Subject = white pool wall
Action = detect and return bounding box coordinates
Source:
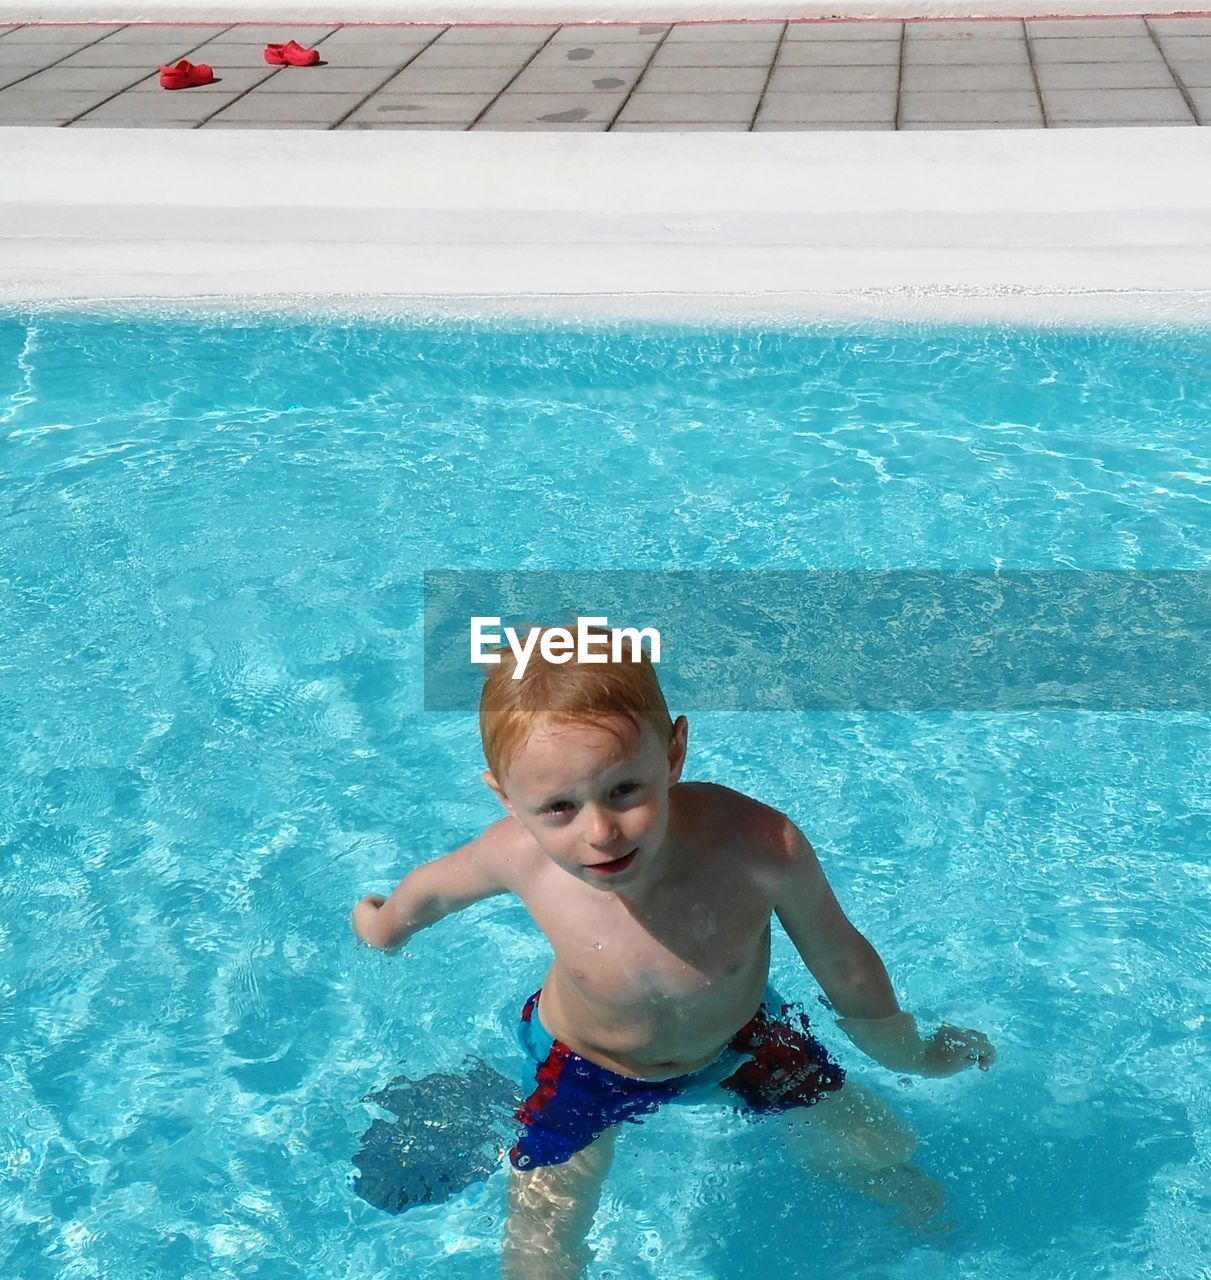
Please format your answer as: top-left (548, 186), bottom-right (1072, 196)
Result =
top-left (3, 126), bottom-right (1211, 324)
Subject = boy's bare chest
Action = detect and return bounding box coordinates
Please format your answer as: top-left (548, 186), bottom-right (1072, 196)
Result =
top-left (526, 869), bottom-right (773, 1001)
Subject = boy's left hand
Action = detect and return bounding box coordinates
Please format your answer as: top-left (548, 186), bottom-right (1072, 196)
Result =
top-left (920, 1024), bottom-right (996, 1077)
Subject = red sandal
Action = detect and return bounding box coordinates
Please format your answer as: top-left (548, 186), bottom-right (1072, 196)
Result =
top-left (263, 40), bottom-right (320, 66)
top-left (159, 59), bottom-right (215, 90)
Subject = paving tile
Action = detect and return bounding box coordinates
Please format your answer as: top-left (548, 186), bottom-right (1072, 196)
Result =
top-left (472, 118), bottom-right (608, 130)
top-left (0, 24), bottom-right (112, 43)
top-left (1048, 117), bottom-right (1195, 127)
top-left (767, 63), bottom-right (898, 92)
top-left (1041, 86), bottom-right (1194, 122)
top-left (325, 23), bottom-right (441, 40)
top-left (251, 65), bottom-right (389, 93)
top-left (56, 41), bottom-right (207, 67)
top-left (337, 119), bottom-right (472, 129)
top-left (548, 24), bottom-right (667, 44)
top-left (1183, 84), bottom-right (1211, 116)
top-left (901, 119), bottom-right (1044, 129)
top-left (902, 39), bottom-right (1030, 66)
top-left (69, 117), bottom-right (195, 127)
top-left (0, 87), bottom-right (111, 121)
top-left (13, 63), bottom-right (151, 92)
top-left (200, 24), bottom-right (338, 43)
top-left (0, 42), bottom-right (91, 67)
top-left (73, 88), bottom-right (241, 123)
top-left (615, 90), bottom-right (759, 122)
top-left (508, 64), bottom-right (642, 92)
top-left (756, 90), bottom-right (896, 122)
top-left (783, 21), bottom-right (901, 41)
top-left (206, 90), bottom-right (366, 122)
top-left (199, 119), bottom-right (327, 128)
top-left (778, 39), bottom-right (901, 66)
top-left (901, 62), bottom-right (1034, 91)
top-left (1151, 35), bottom-right (1211, 60)
top-left (528, 42), bottom-right (655, 70)
top-left (1148, 18), bottom-right (1211, 37)
top-left (1029, 37), bottom-right (1164, 64)
top-left (753, 119), bottom-right (891, 129)
top-left (344, 91), bottom-right (491, 123)
top-left (96, 24), bottom-right (230, 43)
top-left (432, 24), bottom-right (556, 44)
top-left (900, 89), bottom-right (1042, 122)
top-left (662, 22), bottom-right (783, 43)
top-left (1033, 61), bottom-right (1179, 90)
top-left (476, 90), bottom-right (628, 123)
top-left (1172, 61), bottom-right (1211, 88)
top-left (1026, 17), bottom-right (1148, 38)
top-left (905, 20), bottom-right (1024, 40)
top-left (651, 41), bottom-right (776, 67)
top-left (614, 119), bottom-right (752, 129)
top-left (638, 64), bottom-right (769, 92)
top-left (380, 64), bottom-right (522, 93)
top-left (317, 25), bottom-right (442, 50)
top-left (410, 42), bottom-right (544, 68)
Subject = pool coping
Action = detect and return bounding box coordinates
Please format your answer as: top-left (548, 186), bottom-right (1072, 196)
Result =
top-left (3, 124), bottom-right (1211, 324)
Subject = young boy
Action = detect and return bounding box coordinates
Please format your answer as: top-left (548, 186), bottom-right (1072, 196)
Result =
top-left (352, 631), bottom-right (995, 1278)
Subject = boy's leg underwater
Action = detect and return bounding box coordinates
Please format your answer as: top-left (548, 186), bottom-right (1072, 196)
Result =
top-left (502, 1127), bottom-right (617, 1280)
top-left (779, 1080), bottom-right (952, 1233)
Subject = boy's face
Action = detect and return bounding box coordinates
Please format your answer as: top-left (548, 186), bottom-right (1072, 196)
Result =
top-left (486, 714), bottom-right (688, 894)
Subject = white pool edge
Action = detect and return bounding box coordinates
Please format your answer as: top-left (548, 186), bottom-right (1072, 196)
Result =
top-left (3, 126), bottom-right (1211, 326)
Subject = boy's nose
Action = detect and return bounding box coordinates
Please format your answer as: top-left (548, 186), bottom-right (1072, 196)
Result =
top-left (586, 807), bottom-right (621, 849)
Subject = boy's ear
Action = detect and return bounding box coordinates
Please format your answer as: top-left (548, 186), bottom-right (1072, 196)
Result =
top-left (667, 716), bottom-right (689, 784)
top-left (482, 769), bottom-right (513, 813)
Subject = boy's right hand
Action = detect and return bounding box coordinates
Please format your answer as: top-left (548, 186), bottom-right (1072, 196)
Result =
top-left (351, 895), bottom-right (392, 949)
top-left (920, 1023), bottom-right (997, 1076)
top-left (348, 828), bottom-right (513, 956)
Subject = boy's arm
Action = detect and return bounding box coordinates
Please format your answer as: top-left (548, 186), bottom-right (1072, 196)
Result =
top-left (772, 822), bottom-right (995, 1076)
top-left (351, 818), bottom-right (518, 953)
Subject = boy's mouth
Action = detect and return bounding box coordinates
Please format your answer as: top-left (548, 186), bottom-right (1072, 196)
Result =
top-left (586, 848), bottom-right (639, 877)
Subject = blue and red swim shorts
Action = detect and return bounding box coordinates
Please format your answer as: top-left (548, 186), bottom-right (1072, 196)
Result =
top-left (510, 986), bottom-right (845, 1170)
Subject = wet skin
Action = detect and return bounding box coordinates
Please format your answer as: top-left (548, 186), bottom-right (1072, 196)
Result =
top-left (483, 715), bottom-right (795, 1077)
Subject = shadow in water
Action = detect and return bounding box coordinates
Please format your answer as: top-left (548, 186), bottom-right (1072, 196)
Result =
top-left (352, 1060), bottom-right (521, 1213)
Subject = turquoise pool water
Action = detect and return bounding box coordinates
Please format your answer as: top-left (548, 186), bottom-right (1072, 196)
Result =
top-left (1, 311), bottom-right (1208, 1279)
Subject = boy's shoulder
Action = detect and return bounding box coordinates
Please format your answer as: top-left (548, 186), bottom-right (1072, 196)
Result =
top-left (467, 813), bottom-right (549, 886)
top-left (674, 780), bottom-right (803, 862)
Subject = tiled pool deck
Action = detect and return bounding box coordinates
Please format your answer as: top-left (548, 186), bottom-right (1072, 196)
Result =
top-left (1, 16), bottom-right (1210, 129)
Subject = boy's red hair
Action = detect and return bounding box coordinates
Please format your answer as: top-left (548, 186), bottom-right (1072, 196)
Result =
top-left (479, 626), bottom-right (673, 782)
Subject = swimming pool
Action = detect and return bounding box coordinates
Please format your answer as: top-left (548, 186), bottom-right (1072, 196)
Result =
top-left (2, 309), bottom-right (1208, 1278)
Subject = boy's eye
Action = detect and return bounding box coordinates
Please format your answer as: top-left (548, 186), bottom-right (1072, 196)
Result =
top-left (540, 782), bottom-right (638, 816)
